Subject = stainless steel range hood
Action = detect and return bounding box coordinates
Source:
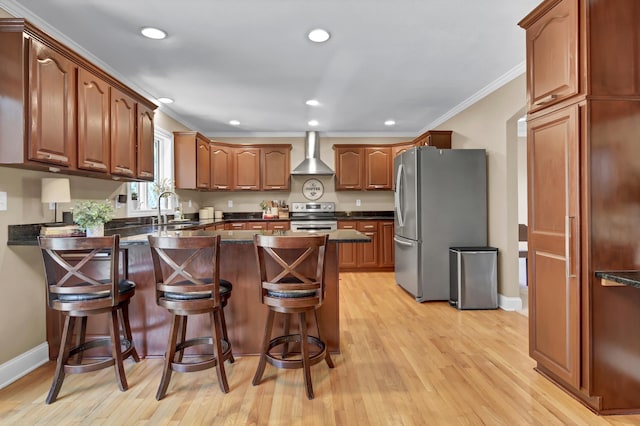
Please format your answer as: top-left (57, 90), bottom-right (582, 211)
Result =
top-left (291, 131), bottom-right (334, 175)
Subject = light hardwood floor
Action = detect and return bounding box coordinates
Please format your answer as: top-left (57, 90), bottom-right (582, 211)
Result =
top-left (1, 272), bottom-right (640, 425)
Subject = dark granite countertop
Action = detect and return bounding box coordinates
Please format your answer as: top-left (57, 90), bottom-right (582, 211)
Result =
top-left (7, 211), bottom-right (393, 246)
top-left (119, 229), bottom-right (370, 246)
top-left (595, 271), bottom-right (640, 289)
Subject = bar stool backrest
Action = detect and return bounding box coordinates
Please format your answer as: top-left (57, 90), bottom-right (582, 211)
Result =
top-left (38, 235), bottom-right (122, 311)
top-left (253, 234), bottom-right (329, 310)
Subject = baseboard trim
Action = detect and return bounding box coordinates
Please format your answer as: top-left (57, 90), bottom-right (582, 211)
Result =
top-left (0, 343), bottom-right (49, 390)
top-left (499, 294), bottom-right (523, 311)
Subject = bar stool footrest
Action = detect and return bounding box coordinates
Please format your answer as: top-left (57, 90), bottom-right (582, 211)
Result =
top-left (170, 338), bottom-right (232, 373)
top-left (265, 334), bottom-right (327, 369)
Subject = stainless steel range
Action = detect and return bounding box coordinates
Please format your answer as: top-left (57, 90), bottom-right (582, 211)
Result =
top-left (290, 202), bottom-right (337, 232)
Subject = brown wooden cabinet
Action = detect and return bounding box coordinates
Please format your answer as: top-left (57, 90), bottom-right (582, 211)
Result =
top-left (210, 143), bottom-right (233, 190)
top-left (136, 103), bottom-right (155, 180)
top-left (380, 221), bottom-right (395, 268)
top-left (261, 146), bottom-right (291, 190)
top-left (411, 130), bottom-right (452, 149)
top-left (77, 67), bottom-right (109, 173)
top-left (357, 221), bottom-right (379, 268)
top-left (174, 131), bottom-right (211, 190)
top-left (527, 104), bottom-right (580, 388)
top-left (524, 0), bottom-right (579, 112)
top-left (364, 147), bottom-right (392, 190)
top-left (110, 88), bottom-right (137, 178)
top-left (267, 221), bottom-right (290, 231)
top-left (233, 147), bottom-right (261, 190)
top-left (338, 221), bottom-right (358, 269)
top-left (519, 0), bottom-right (640, 413)
top-left (392, 143), bottom-right (414, 158)
top-left (338, 220), bottom-right (394, 271)
top-left (0, 19), bottom-right (156, 181)
top-left (334, 147), bottom-right (363, 190)
top-left (29, 38), bottom-right (77, 168)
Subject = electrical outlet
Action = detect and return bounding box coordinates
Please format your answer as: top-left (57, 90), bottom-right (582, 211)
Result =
top-left (356, 199), bottom-right (361, 207)
top-left (228, 200), bottom-right (233, 208)
top-left (49, 202), bottom-right (55, 210)
top-left (0, 191), bottom-right (6, 211)
top-left (188, 200), bottom-right (192, 208)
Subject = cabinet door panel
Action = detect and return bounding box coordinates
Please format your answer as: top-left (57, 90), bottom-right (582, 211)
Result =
top-left (196, 137), bottom-right (210, 189)
top-left (335, 147), bottom-right (362, 190)
top-left (364, 147), bottom-right (392, 189)
top-left (29, 39), bottom-right (76, 167)
top-left (110, 88), bottom-right (136, 177)
top-left (211, 145), bottom-right (233, 190)
top-left (338, 221), bottom-right (358, 269)
top-left (526, 0), bottom-right (579, 110)
top-left (77, 67), bottom-right (109, 172)
top-left (137, 104), bottom-right (154, 180)
top-left (528, 105), bottom-right (580, 388)
top-left (262, 146), bottom-right (290, 190)
top-left (233, 147), bottom-right (260, 190)
top-left (380, 221), bottom-right (394, 267)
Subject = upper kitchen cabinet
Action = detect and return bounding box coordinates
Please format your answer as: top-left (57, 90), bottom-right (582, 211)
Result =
top-left (391, 142), bottom-right (414, 158)
top-left (110, 88), bottom-right (137, 178)
top-left (233, 147), bottom-right (261, 190)
top-left (0, 19), bottom-right (156, 180)
top-left (174, 131), bottom-right (211, 190)
top-left (77, 67), bottom-right (109, 173)
top-left (210, 143), bottom-right (233, 190)
top-left (28, 38), bottom-right (77, 169)
top-left (136, 104), bottom-right (155, 180)
top-left (364, 147), bottom-right (392, 190)
top-left (334, 146), bottom-right (363, 190)
top-left (521, 0), bottom-right (579, 112)
top-left (411, 130), bottom-right (452, 149)
top-left (261, 145), bottom-right (291, 191)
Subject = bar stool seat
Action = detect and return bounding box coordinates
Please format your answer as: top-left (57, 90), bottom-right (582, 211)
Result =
top-left (38, 235), bottom-right (140, 404)
top-left (252, 234), bottom-right (334, 400)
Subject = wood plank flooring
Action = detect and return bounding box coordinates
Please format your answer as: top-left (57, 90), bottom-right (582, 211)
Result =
top-left (2, 272), bottom-right (640, 425)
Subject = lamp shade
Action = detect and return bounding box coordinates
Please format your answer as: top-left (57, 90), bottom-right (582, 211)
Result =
top-left (41, 178), bottom-right (71, 203)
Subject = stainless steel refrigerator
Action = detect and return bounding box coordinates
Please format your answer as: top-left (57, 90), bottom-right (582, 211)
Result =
top-left (394, 147), bottom-right (487, 302)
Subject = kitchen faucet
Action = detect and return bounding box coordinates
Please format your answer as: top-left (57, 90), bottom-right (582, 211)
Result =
top-left (157, 191), bottom-right (180, 225)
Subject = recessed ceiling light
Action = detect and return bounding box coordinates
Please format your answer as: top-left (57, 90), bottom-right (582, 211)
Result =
top-left (308, 120), bottom-right (319, 126)
top-left (229, 120), bottom-right (240, 126)
top-left (141, 27), bottom-right (167, 40)
top-left (157, 97), bottom-right (174, 104)
top-left (305, 99), bottom-right (320, 106)
top-left (384, 120), bottom-right (396, 126)
top-left (307, 29), bottom-right (330, 43)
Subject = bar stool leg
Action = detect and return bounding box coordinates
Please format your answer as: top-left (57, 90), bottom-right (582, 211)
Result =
top-left (74, 316), bottom-right (87, 364)
top-left (109, 308), bottom-right (128, 392)
top-left (175, 315), bottom-right (188, 363)
top-left (314, 310), bottom-right (334, 368)
top-left (211, 310), bottom-right (229, 393)
top-left (219, 306), bottom-right (234, 364)
top-left (299, 311), bottom-right (314, 400)
top-left (252, 309), bottom-right (276, 386)
top-left (156, 314), bottom-right (180, 400)
top-left (281, 314), bottom-right (291, 358)
top-left (46, 316), bottom-right (76, 404)
top-left (119, 301), bottom-right (140, 362)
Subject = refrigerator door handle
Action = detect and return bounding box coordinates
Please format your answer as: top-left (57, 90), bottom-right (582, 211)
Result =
top-left (395, 163), bottom-right (405, 227)
top-left (393, 236), bottom-right (413, 246)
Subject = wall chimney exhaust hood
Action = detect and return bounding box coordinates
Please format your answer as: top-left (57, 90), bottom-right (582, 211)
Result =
top-left (291, 131), bottom-right (334, 175)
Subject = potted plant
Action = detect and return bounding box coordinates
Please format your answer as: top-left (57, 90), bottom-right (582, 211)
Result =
top-left (73, 200), bottom-right (113, 237)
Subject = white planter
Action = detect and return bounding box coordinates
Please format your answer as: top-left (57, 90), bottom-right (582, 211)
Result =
top-left (86, 223), bottom-right (104, 237)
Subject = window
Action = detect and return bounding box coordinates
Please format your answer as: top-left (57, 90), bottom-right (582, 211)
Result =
top-left (127, 127), bottom-right (174, 217)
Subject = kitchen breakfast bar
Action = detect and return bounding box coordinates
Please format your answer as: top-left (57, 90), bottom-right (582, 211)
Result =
top-left (36, 228), bottom-right (370, 359)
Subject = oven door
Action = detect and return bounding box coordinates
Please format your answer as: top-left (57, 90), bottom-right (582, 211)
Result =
top-left (290, 221), bottom-right (337, 232)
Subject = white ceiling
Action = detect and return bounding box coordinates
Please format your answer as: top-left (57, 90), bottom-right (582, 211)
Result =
top-left (0, 0), bottom-right (539, 137)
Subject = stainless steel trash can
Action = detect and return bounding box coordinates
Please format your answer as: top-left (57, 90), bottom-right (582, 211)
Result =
top-left (449, 247), bottom-right (498, 310)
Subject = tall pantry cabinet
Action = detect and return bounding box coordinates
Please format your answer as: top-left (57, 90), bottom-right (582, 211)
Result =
top-left (520, 0), bottom-right (640, 414)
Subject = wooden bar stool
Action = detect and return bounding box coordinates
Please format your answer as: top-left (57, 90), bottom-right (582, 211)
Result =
top-left (252, 234), bottom-right (334, 400)
top-left (38, 235), bottom-right (140, 404)
top-left (148, 235), bottom-right (233, 400)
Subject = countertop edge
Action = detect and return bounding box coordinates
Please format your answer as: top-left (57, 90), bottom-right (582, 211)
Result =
top-left (595, 271), bottom-right (640, 289)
